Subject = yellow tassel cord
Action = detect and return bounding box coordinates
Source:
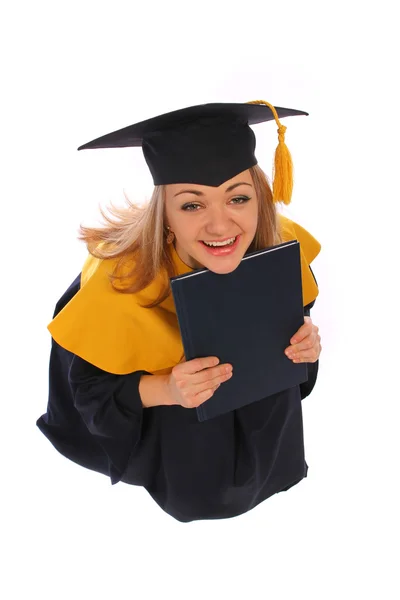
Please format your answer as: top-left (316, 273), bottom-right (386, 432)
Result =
top-left (247, 100), bottom-right (294, 205)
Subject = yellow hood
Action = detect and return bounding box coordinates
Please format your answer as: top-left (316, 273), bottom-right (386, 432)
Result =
top-left (48, 215), bottom-right (321, 375)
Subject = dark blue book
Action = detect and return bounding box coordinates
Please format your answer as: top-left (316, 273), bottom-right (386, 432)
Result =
top-left (170, 240), bottom-right (308, 422)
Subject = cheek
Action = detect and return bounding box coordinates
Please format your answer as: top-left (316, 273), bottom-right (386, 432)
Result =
top-left (166, 209), bottom-right (188, 235)
top-left (245, 205), bottom-right (259, 233)
top-left (172, 217), bottom-right (199, 246)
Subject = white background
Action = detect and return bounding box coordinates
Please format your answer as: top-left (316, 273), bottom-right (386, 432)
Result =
top-left (2, 1), bottom-right (399, 598)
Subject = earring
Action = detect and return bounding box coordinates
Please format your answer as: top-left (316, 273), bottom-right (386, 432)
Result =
top-left (166, 227), bottom-right (175, 244)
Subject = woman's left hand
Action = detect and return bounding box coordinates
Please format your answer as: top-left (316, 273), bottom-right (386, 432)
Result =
top-left (284, 317), bottom-right (321, 363)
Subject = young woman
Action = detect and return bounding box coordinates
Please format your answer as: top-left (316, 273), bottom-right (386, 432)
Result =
top-left (37, 100), bottom-right (322, 522)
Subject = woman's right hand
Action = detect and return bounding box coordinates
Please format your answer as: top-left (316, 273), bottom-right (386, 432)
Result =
top-left (167, 357), bottom-right (233, 408)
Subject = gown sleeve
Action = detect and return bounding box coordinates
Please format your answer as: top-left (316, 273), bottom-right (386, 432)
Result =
top-left (68, 355), bottom-right (154, 484)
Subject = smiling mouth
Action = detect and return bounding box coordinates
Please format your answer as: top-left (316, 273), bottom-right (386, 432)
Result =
top-left (201, 236), bottom-right (238, 247)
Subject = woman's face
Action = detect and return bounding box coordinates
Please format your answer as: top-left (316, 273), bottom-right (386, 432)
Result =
top-left (164, 169), bottom-right (258, 274)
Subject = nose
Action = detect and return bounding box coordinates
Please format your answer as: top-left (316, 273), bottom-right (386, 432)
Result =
top-left (204, 205), bottom-right (234, 237)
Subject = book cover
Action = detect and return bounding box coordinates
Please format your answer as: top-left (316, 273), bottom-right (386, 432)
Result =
top-left (170, 240), bottom-right (308, 422)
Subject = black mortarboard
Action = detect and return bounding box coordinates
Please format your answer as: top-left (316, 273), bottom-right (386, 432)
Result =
top-left (78, 100), bottom-right (308, 202)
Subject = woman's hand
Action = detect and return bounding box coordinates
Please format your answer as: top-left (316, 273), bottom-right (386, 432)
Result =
top-left (285, 317), bottom-right (321, 363)
top-left (167, 357), bottom-right (233, 408)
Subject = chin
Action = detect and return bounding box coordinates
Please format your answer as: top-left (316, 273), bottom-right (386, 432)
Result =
top-left (202, 257), bottom-right (243, 275)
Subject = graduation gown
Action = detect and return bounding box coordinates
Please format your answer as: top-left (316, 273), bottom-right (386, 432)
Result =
top-left (37, 215), bottom-right (321, 522)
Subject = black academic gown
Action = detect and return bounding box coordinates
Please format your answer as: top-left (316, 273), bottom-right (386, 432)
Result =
top-left (37, 274), bottom-right (318, 523)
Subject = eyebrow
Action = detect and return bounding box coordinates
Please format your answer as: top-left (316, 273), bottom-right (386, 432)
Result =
top-left (174, 182), bottom-right (253, 197)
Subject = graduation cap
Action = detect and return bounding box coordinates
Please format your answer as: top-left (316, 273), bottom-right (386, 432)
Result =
top-left (78, 100), bottom-right (308, 204)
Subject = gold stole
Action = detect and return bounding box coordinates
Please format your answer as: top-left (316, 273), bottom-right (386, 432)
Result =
top-left (48, 215), bottom-right (321, 375)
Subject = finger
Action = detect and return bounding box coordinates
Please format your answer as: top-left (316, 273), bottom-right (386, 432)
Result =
top-left (173, 366), bottom-right (232, 404)
top-left (189, 363), bottom-right (233, 386)
top-left (178, 356), bottom-right (220, 374)
top-left (287, 332), bottom-right (320, 354)
top-left (192, 386), bottom-right (217, 406)
top-left (291, 343), bottom-right (322, 363)
top-left (191, 369), bottom-right (233, 395)
top-left (193, 383), bottom-right (222, 407)
top-left (290, 324), bottom-right (313, 345)
top-left (290, 316), bottom-right (314, 344)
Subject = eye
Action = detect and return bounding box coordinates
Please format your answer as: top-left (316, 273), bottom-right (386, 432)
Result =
top-left (230, 195), bottom-right (251, 204)
top-left (181, 202), bottom-right (202, 211)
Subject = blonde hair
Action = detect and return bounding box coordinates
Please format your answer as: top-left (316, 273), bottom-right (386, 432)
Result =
top-left (78, 164), bottom-right (282, 307)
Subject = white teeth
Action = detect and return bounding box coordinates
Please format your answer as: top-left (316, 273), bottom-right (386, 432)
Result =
top-left (203, 236), bottom-right (236, 247)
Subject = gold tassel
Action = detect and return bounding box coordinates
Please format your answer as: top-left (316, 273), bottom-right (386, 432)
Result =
top-left (247, 99), bottom-right (294, 205)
